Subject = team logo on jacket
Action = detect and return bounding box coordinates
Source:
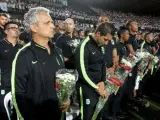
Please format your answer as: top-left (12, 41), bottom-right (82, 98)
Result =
top-left (86, 99), bottom-right (90, 105)
top-left (1, 90), bottom-right (5, 95)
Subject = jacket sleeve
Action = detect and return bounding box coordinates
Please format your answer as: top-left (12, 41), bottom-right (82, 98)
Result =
top-left (12, 53), bottom-right (33, 119)
top-left (75, 44), bottom-right (98, 89)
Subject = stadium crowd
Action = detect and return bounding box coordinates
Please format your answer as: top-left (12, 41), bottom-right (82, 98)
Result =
top-left (3, 0), bottom-right (160, 31)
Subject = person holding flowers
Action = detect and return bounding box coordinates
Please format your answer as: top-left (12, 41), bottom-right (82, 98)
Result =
top-left (116, 27), bottom-right (130, 62)
top-left (136, 32), bottom-right (157, 98)
top-left (11, 7), bottom-right (70, 120)
top-left (75, 22), bottom-right (115, 120)
top-left (110, 26), bottom-right (130, 119)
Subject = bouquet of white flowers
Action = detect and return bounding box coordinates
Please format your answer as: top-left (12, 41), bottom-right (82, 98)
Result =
top-left (127, 54), bottom-right (139, 67)
top-left (115, 58), bottom-right (132, 83)
top-left (150, 56), bottom-right (159, 75)
top-left (105, 71), bottom-right (123, 95)
top-left (55, 69), bottom-right (78, 119)
top-left (106, 75), bottom-right (123, 95)
top-left (134, 52), bottom-right (153, 90)
top-left (105, 50), bottom-right (145, 95)
top-left (55, 69), bottom-right (78, 105)
top-left (115, 49), bottom-right (147, 84)
top-left (91, 73), bottom-right (123, 120)
top-left (126, 49), bottom-right (148, 67)
top-left (91, 50), bottom-right (148, 120)
top-left (67, 39), bottom-right (80, 53)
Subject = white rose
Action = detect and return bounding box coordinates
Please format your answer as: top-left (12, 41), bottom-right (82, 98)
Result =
top-left (153, 56), bottom-right (159, 64)
top-left (121, 58), bottom-right (132, 68)
top-left (69, 76), bottom-right (75, 81)
top-left (136, 52), bottom-right (144, 58)
top-left (73, 43), bottom-right (77, 47)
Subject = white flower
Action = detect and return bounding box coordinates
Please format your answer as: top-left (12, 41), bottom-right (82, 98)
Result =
top-left (121, 58), bottom-right (132, 68)
top-left (153, 56), bottom-right (159, 64)
top-left (73, 43), bottom-right (77, 47)
top-left (56, 74), bottom-right (64, 79)
top-left (145, 52), bottom-right (152, 57)
top-left (136, 52), bottom-right (145, 59)
top-left (57, 73), bottom-right (76, 83)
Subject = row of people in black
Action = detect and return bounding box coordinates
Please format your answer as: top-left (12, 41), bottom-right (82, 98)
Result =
top-left (54, 15), bottom-right (159, 120)
top-left (0, 7), bottom-right (159, 120)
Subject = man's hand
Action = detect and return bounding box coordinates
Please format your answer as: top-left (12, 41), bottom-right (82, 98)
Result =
top-left (96, 88), bottom-right (109, 98)
top-left (111, 74), bottom-right (118, 79)
top-left (60, 99), bottom-right (71, 112)
top-left (107, 67), bottom-right (115, 75)
top-left (96, 82), bottom-right (109, 98)
top-left (103, 90), bottom-right (110, 98)
top-left (133, 89), bottom-right (137, 97)
top-left (97, 81), bottom-right (105, 90)
top-left (96, 81), bottom-right (105, 97)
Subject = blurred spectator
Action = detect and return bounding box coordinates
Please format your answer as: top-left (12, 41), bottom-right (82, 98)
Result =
top-left (77, 29), bottom-right (84, 40)
top-left (0, 13), bottom-right (8, 40)
top-left (3, 0), bottom-right (160, 32)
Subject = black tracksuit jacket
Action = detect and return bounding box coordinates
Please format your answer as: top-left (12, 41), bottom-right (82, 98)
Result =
top-left (75, 36), bottom-right (106, 90)
top-left (11, 41), bottom-right (64, 120)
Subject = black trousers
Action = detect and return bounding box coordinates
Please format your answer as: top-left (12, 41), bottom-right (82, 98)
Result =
top-left (138, 70), bottom-right (153, 96)
top-left (76, 83), bottom-right (110, 120)
top-left (17, 99), bottom-right (62, 120)
top-left (125, 65), bottom-right (138, 100)
top-left (33, 100), bottom-right (62, 120)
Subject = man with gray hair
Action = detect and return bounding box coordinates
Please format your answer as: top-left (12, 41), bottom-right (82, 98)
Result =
top-left (11, 7), bottom-right (70, 120)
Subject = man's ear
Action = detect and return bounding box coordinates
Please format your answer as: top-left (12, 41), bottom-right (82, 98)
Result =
top-left (4, 29), bottom-right (8, 35)
top-left (30, 24), bottom-right (38, 33)
top-left (73, 24), bottom-right (75, 29)
top-left (129, 26), bottom-right (132, 31)
top-left (121, 34), bottom-right (124, 38)
top-left (95, 31), bottom-right (101, 37)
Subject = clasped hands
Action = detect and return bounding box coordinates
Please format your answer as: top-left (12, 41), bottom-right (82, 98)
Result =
top-left (96, 81), bottom-right (109, 99)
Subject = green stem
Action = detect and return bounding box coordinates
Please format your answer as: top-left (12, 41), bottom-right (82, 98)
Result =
top-left (61, 112), bottom-right (65, 120)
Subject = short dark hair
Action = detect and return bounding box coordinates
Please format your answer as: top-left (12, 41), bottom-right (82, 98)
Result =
top-left (144, 32), bottom-right (152, 40)
top-left (84, 29), bottom-right (91, 37)
top-left (95, 22), bottom-right (116, 36)
top-left (0, 13), bottom-right (8, 18)
top-left (78, 29), bottom-right (83, 36)
top-left (126, 20), bottom-right (137, 29)
top-left (117, 26), bottom-right (128, 38)
top-left (4, 21), bottom-right (19, 30)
